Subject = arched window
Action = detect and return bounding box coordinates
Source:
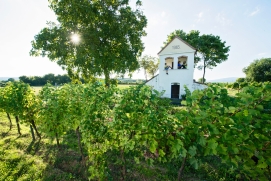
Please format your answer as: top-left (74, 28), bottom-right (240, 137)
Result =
top-left (177, 56), bottom-right (188, 69)
top-left (165, 57), bottom-right (174, 69)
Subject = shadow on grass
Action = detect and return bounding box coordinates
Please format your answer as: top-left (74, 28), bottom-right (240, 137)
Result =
top-left (1, 129), bottom-right (11, 137)
top-left (26, 139), bottom-right (41, 155)
top-left (37, 130), bottom-right (89, 181)
top-left (0, 149), bottom-right (40, 181)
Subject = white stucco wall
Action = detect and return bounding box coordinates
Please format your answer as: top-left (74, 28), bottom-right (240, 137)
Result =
top-left (146, 75), bottom-right (159, 89)
top-left (146, 37), bottom-right (205, 99)
top-left (159, 38), bottom-right (195, 55)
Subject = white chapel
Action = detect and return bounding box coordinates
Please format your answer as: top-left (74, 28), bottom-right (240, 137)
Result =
top-left (146, 36), bottom-right (207, 99)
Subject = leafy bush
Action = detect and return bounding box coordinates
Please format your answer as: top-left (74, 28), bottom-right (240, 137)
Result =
top-left (1, 82), bottom-right (271, 180)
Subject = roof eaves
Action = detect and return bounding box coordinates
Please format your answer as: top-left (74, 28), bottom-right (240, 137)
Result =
top-left (157, 36), bottom-right (196, 55)
top-left (145, 74), bottom-right (159, 84)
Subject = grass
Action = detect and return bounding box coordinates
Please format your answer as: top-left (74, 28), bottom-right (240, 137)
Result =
top-left (117, 84), bottom-right (135, 90)
top-left (227, 88), bottom-right (239, 97)
top-left (31, 86), bottom-right (43, 95)
top-left (0, 112), bottom-right (88, 181)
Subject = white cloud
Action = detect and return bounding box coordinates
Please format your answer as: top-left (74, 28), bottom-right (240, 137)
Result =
top-left (216, 13), bottom-right (232, 26)
top-left (249, 7), bottom-right (260, 16)
top-left (161, 11), bottom-right (166, 17)
top-left (258, 52), bottom-right (266, 57)
top-left (196, 12), bottom-right (204, 22)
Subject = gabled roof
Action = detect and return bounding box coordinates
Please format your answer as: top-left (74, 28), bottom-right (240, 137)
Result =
top-left (157, 36), bottom-right (196, 55)
top-left (145, 74), bottom-right (159, 84)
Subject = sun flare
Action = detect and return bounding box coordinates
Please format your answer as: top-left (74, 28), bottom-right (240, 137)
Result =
top-left (71, 33), bottom-right (80, 44)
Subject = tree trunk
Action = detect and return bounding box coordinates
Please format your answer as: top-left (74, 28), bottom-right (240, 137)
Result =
top-left (30, 120), bottom-right (41, 139)
top-left (6, 112), bottom-right (12, 130)
top-left (202, 60), bottom-right (206, 83)
top-left (76, 126), bottom-right (84, 160)
top-left (104, 70), bottom-right (110, 87)
top-left (178, 156), bottom-right (187, 181)
top-left (15, 116), bottom-right (21, 135)
top-left (120, 148), bottom-right (126, 180)
top-left (144, 69), bottom-right (148, 81)
top-left (55, 132), bottom-right (60, 148)
top-left (30, 125), bottom-right (35, 141)
top-left (267, 165), bottom-right (271, 180)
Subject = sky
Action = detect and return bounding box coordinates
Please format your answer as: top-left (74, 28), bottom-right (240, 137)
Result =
top-left (0, 0), bottom-right (271, 81)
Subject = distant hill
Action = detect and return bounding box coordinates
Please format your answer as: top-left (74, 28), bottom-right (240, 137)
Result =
top-left (0, 77), bottom-right (19, 81)
top-left (207, 77), bottom-right (238, 83)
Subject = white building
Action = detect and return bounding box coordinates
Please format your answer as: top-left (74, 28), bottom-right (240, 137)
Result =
top-left (146, 36), bottom-right (207, 99)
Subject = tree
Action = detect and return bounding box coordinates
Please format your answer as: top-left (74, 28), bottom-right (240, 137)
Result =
top-left (243, 58), bottom-right (271, 82)
top-left (147, 57), bottom-right (159, 78)
top-left (198, 77), bottom-right (206, 83)
top-left (164, 30), bottom-right (230, 83)
top-left (19, 76), bottom-right (31, 84)
top-left (236, 77), bottom-right (246, 83)
top-left (139, 55), bottom-right (159, 81)
top-left (30, 0), bottom-right (147, 86)
top-left (43, 73), bottom-right (55, 84)
top-left (7, 78), bottom-right (15, 82)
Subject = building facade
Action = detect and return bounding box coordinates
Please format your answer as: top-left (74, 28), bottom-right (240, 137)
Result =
top-left (146, 37), bottom-right (207, 99)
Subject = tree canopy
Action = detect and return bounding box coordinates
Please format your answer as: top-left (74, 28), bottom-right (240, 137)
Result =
top-left (30, 0), bottom-right (147, 86)
top-left (7, 78), bottom-right (15, 82)
top-left (164, 30), bottom-right (230, 83)
top-left (243, 58), bottom-right (271, 82)
top-left (19, 74), bottom-right (72, 86)
top-left (139, 55), bottom-right (159, 81)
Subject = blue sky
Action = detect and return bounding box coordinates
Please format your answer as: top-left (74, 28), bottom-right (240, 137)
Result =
top-left (0, 0), bottom-right (270, 81)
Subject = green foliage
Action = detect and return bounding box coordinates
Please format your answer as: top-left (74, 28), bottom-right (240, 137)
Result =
top-left (1, 81), bottom-right (271, 180)
top-left (112, 85), bottom-right (174, 159)
top-left (232, 82), bottom-right (240, 89)
top-left (0, 112), bottom-right (241, 181)
top-left (198, 77), bottom-right (206, 83)
top-left (80, 84), bottom-right (175, 179)
top-left (30, 0), bottom-right (147, 86)
top-left (1, 82), bottom-right (26, 116)
top-left (7, 78), bottom-right (15, 82)
top-left (0, 82), bottom-right (40, 126)
top-left (19, 74), bottom-right (71, 86)
top-left (0, 112), bottom-right (87, 181)
top-left (0, 81), bottom-right (6, 87)
top-left (239, 82), bottom-right (249, 89)
top-left (139, 55), bottom-right (159, 80)
top-left (80, 83), bottom-right (118, 179)
top-left (182, 84), bottom-right (271, 180)
top-left (236, 77), bottom-right (246, 83)
top-left (243, 58), bottom-right (271, 82)
top-left (38, 83), bottom-right (71, 143)
top-left (0, 88), bottom-right (4, 113)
